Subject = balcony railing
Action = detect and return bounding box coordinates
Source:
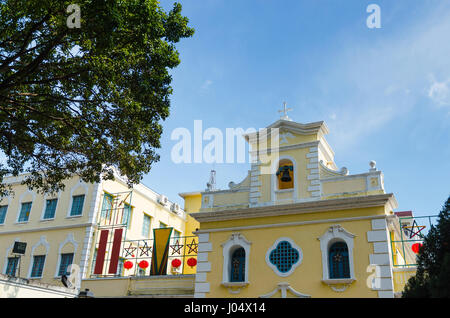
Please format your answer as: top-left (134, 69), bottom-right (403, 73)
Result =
top-left (90, 235), bottom-right (198, 278)
top-left (390, 215), bottom-right (438, 267)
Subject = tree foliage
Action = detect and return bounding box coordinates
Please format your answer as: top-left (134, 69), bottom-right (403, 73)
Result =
top-left (402, 195), bottom-right (450, 297)
top-left (0, 0), bottom-right (194, 196)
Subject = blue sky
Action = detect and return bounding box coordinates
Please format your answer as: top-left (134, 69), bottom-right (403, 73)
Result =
top-left (141, 0), bottom-right (450, 217)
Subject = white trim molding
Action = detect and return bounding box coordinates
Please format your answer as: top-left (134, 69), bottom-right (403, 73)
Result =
top-left (80, 181), bottom-right (101, 279)
top-left (271, 155), bottom-right (298, 203)
top-left (39, 192), bottom-right (61, 221)
top-left (318, 225), bottom-right (356, 292)
top-left (66, 181), bottom-right (89, 218)
top-left (220, 232), bottom-right (251, 294)
top-left (366, 218), bottom-right (394, 298)
top-left (194, 233), bottom-right (212, 298)
top-left (15, 190), bottom-right (35, 224)
top-left (265, 237), bottom-right (302, 277)
top-left (27, 236), bottom-right (50, 279)
top-left (259, 282), bottom-right (310, 298)
top-left (2, 238), bottom-right (21, 275)
top-left (54, 233), bottom-right (78, 278)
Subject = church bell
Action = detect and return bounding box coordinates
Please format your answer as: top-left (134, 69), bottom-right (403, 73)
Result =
top-left (277, 166), bottom-right (292, 182)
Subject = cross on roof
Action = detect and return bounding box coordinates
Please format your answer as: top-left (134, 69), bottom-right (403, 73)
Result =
top-left (278, 101), bottom-right (292, 120)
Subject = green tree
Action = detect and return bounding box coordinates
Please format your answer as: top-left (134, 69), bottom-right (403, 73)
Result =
top-left (402, 195), bottom-right (450, 297)
top-left (0, 0), bottom-right (194, 196)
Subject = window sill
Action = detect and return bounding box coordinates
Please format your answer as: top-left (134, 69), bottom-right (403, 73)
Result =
top-left (66, 215), bottom-right (83, 219)
top-left (221, 281), bottom-right (249, 288)
top-left (275, 189), bottom-right (294, 194)
top-left (322, 278), bottom-right (355, 292)
top-left (322, 278), bottom-right (355, 285)
top-left (40, 218), bottom-right (55, 222)
top-left (221, 281), bottom-right (249, 294)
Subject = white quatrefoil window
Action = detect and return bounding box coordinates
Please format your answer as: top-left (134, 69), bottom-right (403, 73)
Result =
top-left (265, 237), bottom-right (302, 277)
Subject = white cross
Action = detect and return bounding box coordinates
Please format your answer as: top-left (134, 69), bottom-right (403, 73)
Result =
top-left (278, 101), bottom-right (292, 120)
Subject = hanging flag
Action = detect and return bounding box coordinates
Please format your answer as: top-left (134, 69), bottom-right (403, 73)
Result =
top-left (150, 228), bottom-right (173, 275)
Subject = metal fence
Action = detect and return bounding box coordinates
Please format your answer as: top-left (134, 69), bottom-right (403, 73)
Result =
top-left (390, 215), bottom-right (439, 267)
top-left (90, 233), bottom-right (198, 278)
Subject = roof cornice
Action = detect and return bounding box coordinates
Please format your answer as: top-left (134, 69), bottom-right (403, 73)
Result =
top-left (243, 119), bottom-right (329, 142)
top-left (192, 193), bottom-right (398, 223)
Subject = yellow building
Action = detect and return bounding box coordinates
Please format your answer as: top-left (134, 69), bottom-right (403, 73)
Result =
top-left (181, 117), bottom-right (420, 298)
top-left (0, 117), bottom-right (428, 298)
top-left (0, 167), bottom-right (198, 297)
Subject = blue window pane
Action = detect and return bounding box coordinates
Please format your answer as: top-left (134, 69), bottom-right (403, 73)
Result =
top-left (58, 253), bottom-right (74, 276)
top-left (70, 195), bottom-right (85, 216)
top-left (31, 255), bottom-right (46, 277)
top-left (18, 202), bottom-right (32, 222)
top-left (329, 242), bottom-right (350, 279)
top-left (116, 258), bottom-right (124, 276)
top-left (43, 199), bottom-right (57, 219)
top-left (142, 214), bottom-right (151, 237)
top-left (6, 257), bottom-right (19, 276)
top-left (230, 247), bottom-right (245, 282)
top-left (0, 205), bottom-right (8, 224)
top-left (101, 193), bottom-right (113, 219)
top-left (122, 203), bottom-right (132, 228)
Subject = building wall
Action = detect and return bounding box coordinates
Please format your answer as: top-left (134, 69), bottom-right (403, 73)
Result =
top-left (0, 274), bottom-right (77, 298)
top-left (0, 172), bottom-right (191, 287)
top-left (193, 205), bottom-right (395, 298)
top-left (0, 175), bottom-right (97, 285)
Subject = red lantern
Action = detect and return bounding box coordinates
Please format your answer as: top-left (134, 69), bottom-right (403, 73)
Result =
top-left (187, 257), bottom-right (197, 267)
top-left (412, 243), bottom-right (422, 254)
top-left (171, 259), bottom-right (182, 268)
top-left (124, 261), bottom-right (133, 269)
top-left (139, 260), bottom-right (149, 269)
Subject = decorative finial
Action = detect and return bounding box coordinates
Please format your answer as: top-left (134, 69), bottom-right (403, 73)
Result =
top-left (369, 160), bottom-right (377, 171)
top-left (206, 169), bottom-right (217, 191)
top-left (278, 101), bottom-right (293, 121)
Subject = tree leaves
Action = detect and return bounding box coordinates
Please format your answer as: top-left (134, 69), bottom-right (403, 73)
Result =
top-left (403, 196), bottom-right (450, 298)
top-left (0, 0), bottom-right (194, 197)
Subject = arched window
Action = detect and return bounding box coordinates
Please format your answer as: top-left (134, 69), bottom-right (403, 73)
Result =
top-left (328, 242), bottom-right (350, 279)
top-left (230, 247), bottom-right (245, 282)
top-left (276, 159), bottom-right (294, 190)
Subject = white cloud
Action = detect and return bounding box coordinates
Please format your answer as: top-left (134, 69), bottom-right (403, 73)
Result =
top-left (311, 4), bottom-right (450, 150)
top-left (201, 79), bottom-right (213, 90)
top-left (428, 77), bottom-right (450, 107)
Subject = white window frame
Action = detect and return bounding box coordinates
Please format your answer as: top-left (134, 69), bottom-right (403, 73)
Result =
top-left (221, 232), bottom-right (251, 285)
top-left (15, 190), bottom-right (35, 224)
top-left (54, 233), bottom-right (78, 278)
top-left (142, 213), bottom-right (152, 237)
top-left (270, 155), bottom-right (298, 202)
top-left (66, 182), bottom-right (88, 218)
top-left (27, 236), bottom-right (50, 279)
top-left (318, 225), bottom-right (356, 284)
top-left (41, 197), bottom-right (59, 221)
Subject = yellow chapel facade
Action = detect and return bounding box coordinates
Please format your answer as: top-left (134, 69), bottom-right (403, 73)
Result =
top-left (181, 117), bottom-right (417, 298)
